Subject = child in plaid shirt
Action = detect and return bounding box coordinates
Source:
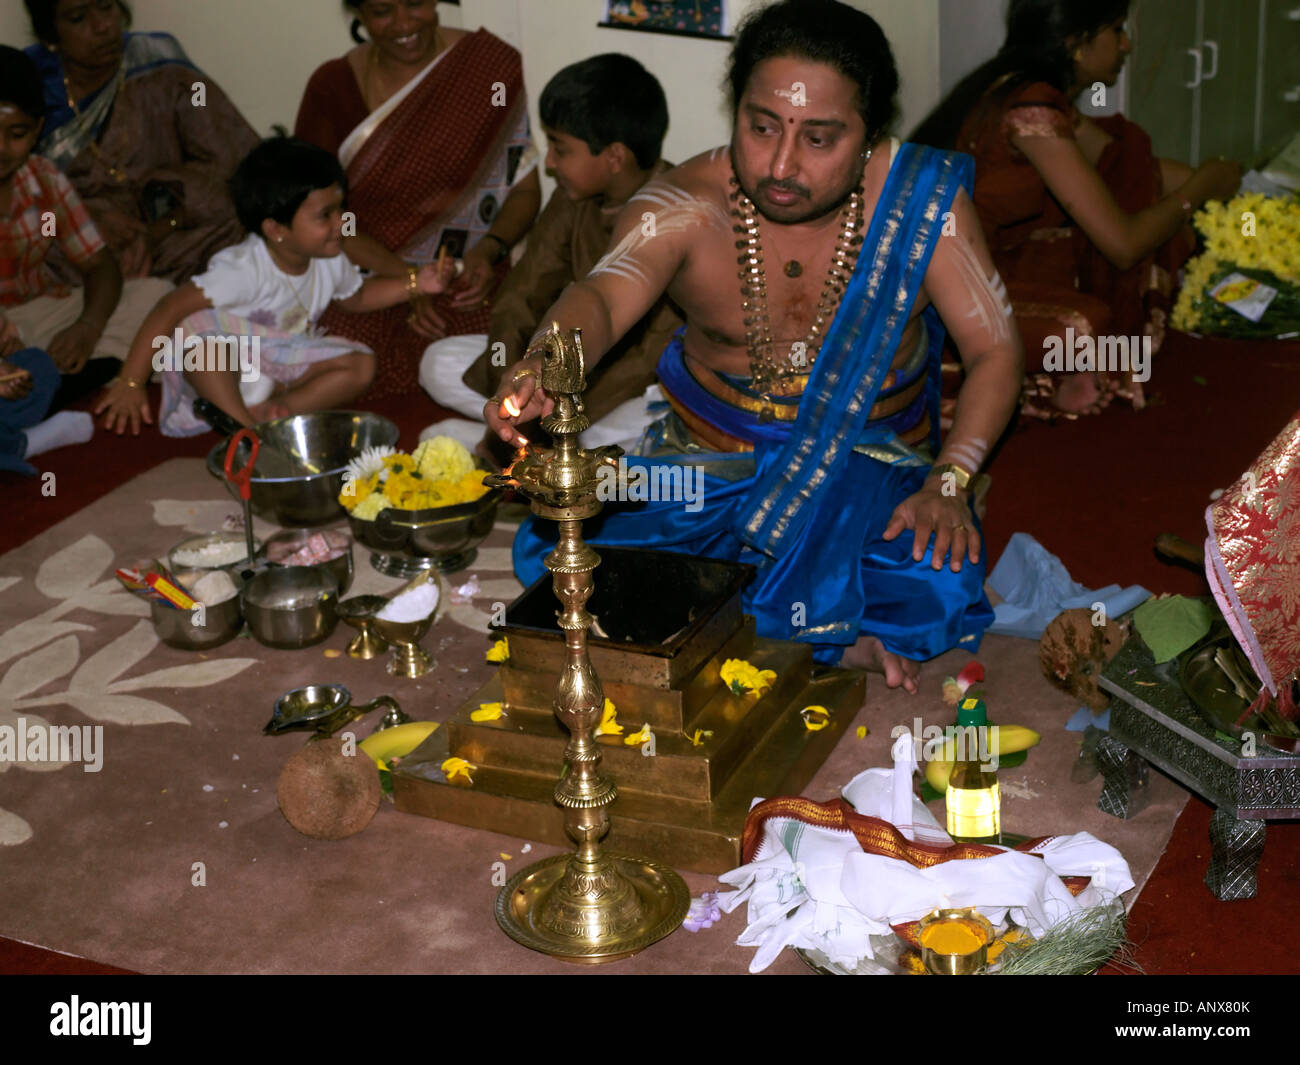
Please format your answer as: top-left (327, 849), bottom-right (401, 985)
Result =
top-left (0, 46), bottom-right (169, 408)
top-left (0, 45), bottom-right (104, 472)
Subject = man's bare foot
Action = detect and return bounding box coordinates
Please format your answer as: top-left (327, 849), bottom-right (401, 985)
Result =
top-left (248, 400), bottom-right (291, 424)
top-left (842, 636), bottom-right (921, 694)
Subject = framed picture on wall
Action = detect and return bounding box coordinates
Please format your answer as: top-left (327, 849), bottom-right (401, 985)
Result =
top-left (600, 1), bottom-right (730, 41)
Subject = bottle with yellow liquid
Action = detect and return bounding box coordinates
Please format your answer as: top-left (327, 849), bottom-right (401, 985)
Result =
top-left (945, 697), bottom-right (1000, 844)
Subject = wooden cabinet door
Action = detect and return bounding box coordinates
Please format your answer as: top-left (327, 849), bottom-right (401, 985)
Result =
top-left (1127, 0), bottom-right (1203, 163)
top-left (1259, 0), bottom-right (1300, 157)
top-left (1198, 0), bottom-right (1264, 162)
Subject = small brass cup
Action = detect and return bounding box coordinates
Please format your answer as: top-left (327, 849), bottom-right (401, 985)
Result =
top-left (918, 908), bottom-right (995, 975)
top-left (338, 595), bottom-right (390, 659)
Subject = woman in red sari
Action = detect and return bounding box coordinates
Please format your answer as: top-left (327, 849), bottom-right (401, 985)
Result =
top-left (914, 0), bottom-right (1240, 417)
top-left (295, 0), bottom-right (541, 398)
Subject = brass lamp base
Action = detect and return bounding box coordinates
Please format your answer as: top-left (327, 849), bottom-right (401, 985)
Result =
top-left (496, 852), bottom-right (690, 963)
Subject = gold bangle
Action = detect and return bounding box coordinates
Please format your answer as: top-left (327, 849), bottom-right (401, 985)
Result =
top-left (113, 376), bottom-right (143, 389)
top-left (406, 265), bottom-right (419, 302)
top-left (511, 366), bottom-right (537, 384)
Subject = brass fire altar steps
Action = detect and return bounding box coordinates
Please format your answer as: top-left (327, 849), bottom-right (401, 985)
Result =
top-left (390, 546), bottom-right (865, 874)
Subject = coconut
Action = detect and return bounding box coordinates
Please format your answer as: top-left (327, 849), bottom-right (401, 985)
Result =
top-left (277, 736), bottom-right (381, 840)
top-left (1039, 607), bottom-right (1129, 710)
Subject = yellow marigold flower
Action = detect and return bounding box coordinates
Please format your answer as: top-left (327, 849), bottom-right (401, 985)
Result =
top-left (338, 470), bottom-right (378, 509)
top-left (485, 638), bottom-right (509, 663)
top-left (720, 658), bottom-right (777, 696)
top-left (412, 435), bottom-right (475, 482)
top-left (351, 493), bottom-right (389, 521)
top-left (471, 702), bottom-right (504, 722)
top-left (685, 728), bottom-right (713, 747)
top-left (441, 756), bottom-right (475, 784)
top-left (595, 698), bottom-right (622, 736)
top-left (856, 725), bottom-right (868, 740)
top-left (625, 723), bottom-right (653, 747)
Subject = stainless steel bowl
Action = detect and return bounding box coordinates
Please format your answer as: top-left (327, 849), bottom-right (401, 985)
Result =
top-left (168, 532), bottom-right (262, 574)
top-left (264, 529), bottom-right (354, 596)
top-left (151, 567), bottom-right (244, 650)
top-left (206, 411), bottom-right (400, 528)
top-left (242, 566), bottom-right (340, 649)
top-left (346, 468), bottom-right (501, 577)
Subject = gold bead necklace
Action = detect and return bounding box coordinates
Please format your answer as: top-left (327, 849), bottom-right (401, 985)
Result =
top-left (729, 174), bottom-right (865, 421)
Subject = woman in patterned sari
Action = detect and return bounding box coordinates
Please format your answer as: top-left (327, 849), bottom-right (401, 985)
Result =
top-left (22, 0), bottom-right (258, 284)
top-left (913, 0), bottom-right (1240, 417)
top-left (295, 0), bottom-right (542, 398)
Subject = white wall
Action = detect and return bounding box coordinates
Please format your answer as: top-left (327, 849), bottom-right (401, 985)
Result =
top-left (938, 0), bottom-right (1004, 98)
top-left (2, 0), bottom-right (941, 198)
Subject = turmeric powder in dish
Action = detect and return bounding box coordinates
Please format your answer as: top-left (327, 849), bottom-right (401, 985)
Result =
top-left (986, 928), bottom-right (1028, 962)
top-left (919, 918), bottom-right (987, 955)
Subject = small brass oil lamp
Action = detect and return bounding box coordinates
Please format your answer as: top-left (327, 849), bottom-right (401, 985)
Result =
top-left (485, 324), bottom-right (689, 961)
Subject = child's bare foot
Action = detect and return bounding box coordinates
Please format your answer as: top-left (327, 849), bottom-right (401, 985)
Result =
top-left (1052, 372), bottom-right (1114, 415)
top-left (248, 400), bottom-right (291, 424)
top-left (842, 636), bottom-right (921, 694)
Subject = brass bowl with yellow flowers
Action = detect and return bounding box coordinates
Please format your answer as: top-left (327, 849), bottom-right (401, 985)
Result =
top-left (340, 436), bottom-right (501, 578)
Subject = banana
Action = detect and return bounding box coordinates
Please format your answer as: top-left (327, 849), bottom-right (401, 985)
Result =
top-left (359, 721), bottom-right (440, 771)
top-left (926, 757), bottom-right (956, 794)
top-left (922, 724), bottom-right (1041, 792)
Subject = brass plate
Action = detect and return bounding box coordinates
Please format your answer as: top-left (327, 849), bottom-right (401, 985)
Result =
top-left (495, 853), bottom-right (690, 963)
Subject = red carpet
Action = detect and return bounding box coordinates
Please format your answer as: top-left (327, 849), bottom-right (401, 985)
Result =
top-left (3, 334), bottom-right (1299, 975)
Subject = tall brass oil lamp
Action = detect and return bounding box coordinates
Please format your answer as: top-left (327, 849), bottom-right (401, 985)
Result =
top-left (485, 325), bottom-right (689, 962)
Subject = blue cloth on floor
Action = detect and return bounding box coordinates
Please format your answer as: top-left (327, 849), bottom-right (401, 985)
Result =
top-left (0, 347), bottom-right (60, 476)
top-left (1066, 704), bottom-right (1110, 732)
top-left (987, 532), bottom-right (1150, 640)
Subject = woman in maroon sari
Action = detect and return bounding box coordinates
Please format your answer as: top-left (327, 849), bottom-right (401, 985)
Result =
top-left (295, 0), bottom-right (541, 398)
top-left (914, 0), bottom-right (1240, 417)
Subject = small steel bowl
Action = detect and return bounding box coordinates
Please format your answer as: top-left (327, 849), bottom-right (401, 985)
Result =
top-left (263, 529), bottom-right (354, 596)
top-left (918, 908), bottom-right (995, 975)
top-left (151, 567), bottom-right (244, 651)
top-left (242, 566), bottom-right (340, 649)
top-left (168, 531), bottom-right (262, 574)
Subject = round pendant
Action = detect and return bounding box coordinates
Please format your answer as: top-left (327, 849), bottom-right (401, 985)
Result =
top-left (784, 260), bottom-right (803, 279)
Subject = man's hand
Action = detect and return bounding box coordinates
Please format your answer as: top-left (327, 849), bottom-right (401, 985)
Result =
top-left (882, 481), bottom-right (980, 572)
top-left (451, 243), bottom-right (498, 308)
top-left (484, 355), bottom-right (553, 447)
top-left (0, 360), bottom-right (34, 400)
top-left (47, 319), bottom-right (101, 374)
top-left (0, 313), bottom-right (22, 358)
top-left (93, 378), bottom-right (153, 436)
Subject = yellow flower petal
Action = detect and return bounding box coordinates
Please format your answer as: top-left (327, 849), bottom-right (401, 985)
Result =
top-left (720, 658), bottom-right (778, 696)
top-left (856, 725), bottom-right (868, 740)
top-left (685, 728), bottom-right (713, 747)
top-left (595, 697), bottom-right (623, 736)
top-left (485, 637), bottom-right (510, 663)
top-left (625, 724), bottom-right (653, 746)
top-left (471, 702), bottom-right (505, 722)
top-left (800, 705), bottom-right (831, 731)
top-left (441, 756), bottom-right (476, 784)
